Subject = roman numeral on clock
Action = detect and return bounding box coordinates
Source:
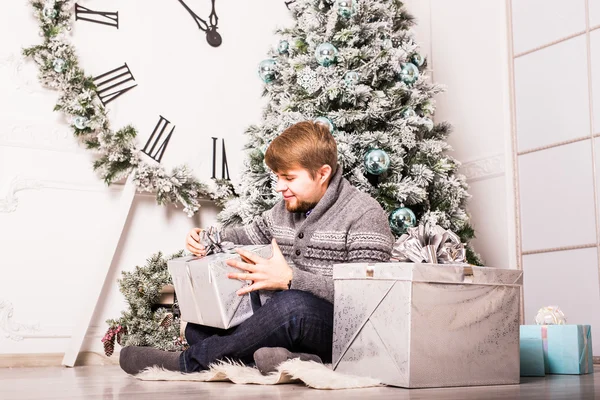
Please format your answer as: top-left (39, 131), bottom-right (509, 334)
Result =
top-left (92, 63), bottom-right (137, 106)
top-left (142, 116), bottom-right (175, 163)
top-left (211, 137), bottom-right (230, 180)
top-left (75, 4), bottom-right (119, 28)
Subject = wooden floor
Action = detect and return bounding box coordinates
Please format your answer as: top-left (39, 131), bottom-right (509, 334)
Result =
top-left (0, 365), bottom-right (598, 399)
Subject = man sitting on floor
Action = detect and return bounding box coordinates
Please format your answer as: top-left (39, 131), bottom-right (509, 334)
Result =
top-left (119, 121), bottom-right (394, 375)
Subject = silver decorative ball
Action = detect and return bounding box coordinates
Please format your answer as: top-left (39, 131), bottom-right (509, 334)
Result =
top-left (314, 116), bottom-right (335, 132)
top-left (258, 59), bottom-right (277, 83)
top-left (43, 6), bottom-right (58, 19)
top-left (315, 43), bottom-right (338, 67)
top-left (73, 116), bottom-right (88, 130)
top-left (278, 40), bottom-right (289, 54)
top-left (389, 207), bottom-right (417, 235)
top-left (337, 0), bottom-right (355, 18)
top-left (344, 71), bottom-right (360, 85)
top-left (364, 149), bottom-right (390, 175)
top-left (411, 53), bottom-right (425, 67)
top-left (399, 63), bottom-right (419, 85)
top-left (53, 58), bottom-right (66, 73)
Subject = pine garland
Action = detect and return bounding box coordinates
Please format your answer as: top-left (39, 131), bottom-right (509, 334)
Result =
top-left (23, 0), bottom-right (234, 217)
top-left (104, 251), bottom-right (189, 354)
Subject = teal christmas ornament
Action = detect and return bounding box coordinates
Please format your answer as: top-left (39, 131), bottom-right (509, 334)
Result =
top-left (73, 116), bottom-right (88, 130)
top-left (258, 59), bottom-right (277, 83)
top-left (337, 0), bottom-right (355, 18)
top-left (43, 5), bottom-right (58, 19)
top-left (411, 53), bottom-right (425, 67)
top-left (402, 108), bottom-right (416, 118)
top-left (364, 149), bottom-right (390, 175)
top-left (389, 207), bottom-right (417, 235)
top-left (314, 116), bottom-right (334, 132)
top-left (344, 71), bottom-right (360, 85)
top-left (399, 63), bottom-right (419, 85)
top-left (315, 43), bottom-right (338, 67)
top-left (53, 58), bottom-right (66, 73)
top-left (278, 40), bottom-right (289, 54)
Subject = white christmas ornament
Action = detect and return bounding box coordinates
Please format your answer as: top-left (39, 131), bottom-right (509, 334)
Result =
top-left (534, 305), bottom-right (567, 325)
top-left (297, 67), bottom-right (322, 94)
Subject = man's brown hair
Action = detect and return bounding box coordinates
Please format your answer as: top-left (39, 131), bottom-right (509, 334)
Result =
top-left (264, 121), bottom-right (338, 179)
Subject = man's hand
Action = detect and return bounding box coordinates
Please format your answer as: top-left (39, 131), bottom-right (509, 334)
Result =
top-left (226, 239), bottom-right (293, 295)
top-left (185, 228), bottom-right (207, 257)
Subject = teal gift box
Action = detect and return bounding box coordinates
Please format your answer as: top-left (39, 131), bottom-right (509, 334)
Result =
top-left (520, 325), bottom-right (593, 375)
top-left (519, 337), bottom-right (545, 376)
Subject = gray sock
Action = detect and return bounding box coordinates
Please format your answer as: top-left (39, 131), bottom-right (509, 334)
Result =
top-left (119, 346), bottom-right (182, 375)
top-left (253, 347), bottom-right (322, 375)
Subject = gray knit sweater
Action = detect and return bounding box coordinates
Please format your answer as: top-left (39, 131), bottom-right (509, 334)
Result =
top-left (222, 167), bottom-right (394, 303)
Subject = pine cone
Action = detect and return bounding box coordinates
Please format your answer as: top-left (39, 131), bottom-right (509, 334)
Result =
top-left (103, 336), bottom-right (115, 357)
top-left (160, 313), bottom-right (173, 328)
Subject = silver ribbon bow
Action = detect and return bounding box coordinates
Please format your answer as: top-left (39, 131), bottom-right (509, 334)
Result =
top-left (200, 226), bottom-right (235, 255)
top-left (391, 224), bottom-right (467, 264)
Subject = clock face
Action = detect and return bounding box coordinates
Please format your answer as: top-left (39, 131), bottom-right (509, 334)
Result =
top-left (70, 1), bottom-right (290, 184)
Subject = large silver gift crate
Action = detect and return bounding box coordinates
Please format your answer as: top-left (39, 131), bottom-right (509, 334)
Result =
top-left (332, 262), bottom-right (523, 388)
top-left (167, 245), bottom-right (273, 329)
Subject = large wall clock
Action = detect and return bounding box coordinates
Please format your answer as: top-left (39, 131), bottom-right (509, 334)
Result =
top-left (26, 0), bottom-right (290, 215)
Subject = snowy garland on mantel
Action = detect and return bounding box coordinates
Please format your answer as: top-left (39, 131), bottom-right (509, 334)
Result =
top-left (23, 0), bottom-right (234, 216)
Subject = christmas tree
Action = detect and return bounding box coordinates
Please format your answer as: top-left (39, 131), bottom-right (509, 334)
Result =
top-left (218, 0), bottom-right (482, 264)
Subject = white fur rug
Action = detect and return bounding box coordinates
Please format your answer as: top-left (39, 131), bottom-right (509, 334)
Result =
top-left (134, 358), bottom-right (382, 390)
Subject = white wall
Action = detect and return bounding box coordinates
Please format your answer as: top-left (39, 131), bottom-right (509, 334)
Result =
top-left (508, 0), bottom-right (600, 356)
top-left (405, 0), bottom-right (516, 271)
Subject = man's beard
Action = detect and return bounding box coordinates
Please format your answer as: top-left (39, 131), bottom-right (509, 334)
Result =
top-left (285, 199), bottom-right (318, 213)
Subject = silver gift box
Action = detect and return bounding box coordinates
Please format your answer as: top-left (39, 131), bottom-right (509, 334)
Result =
top-left (167, 245), bottom-right (273, 329)
top-left (332, 262), bottom-right (523, 388)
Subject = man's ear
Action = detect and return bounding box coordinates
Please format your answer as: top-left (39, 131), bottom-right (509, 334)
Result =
top-left (318, 164), bottom-right (332, 184)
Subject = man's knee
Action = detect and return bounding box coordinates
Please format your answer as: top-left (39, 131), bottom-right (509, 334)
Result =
top-left (267, 289), bottom-right (332, 318)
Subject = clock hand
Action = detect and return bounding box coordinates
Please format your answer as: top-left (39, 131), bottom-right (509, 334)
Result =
top-left (176, 0), bottom-right (222, 47)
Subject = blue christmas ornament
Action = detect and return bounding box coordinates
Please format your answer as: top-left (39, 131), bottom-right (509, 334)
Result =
top-left (258, 59), bottom-right (277, 83)
top-left (53, 58), bottom-right (66, 73)
top-left (278, 40), bottom-right (289, 54)
top-left (399, 62), bottom-right (419, 85)
top-left (73, 116), bottom-right (88, 130)
top-left (389, 207), bottom-right (417, 235)
top-left (337, 0), bottom-right (355, 18)
top-left (315, 43), bottom-right (338, 67)
top-left (344, 71), bottom-right (360, 85)
top-left (364, 149), bottom-right (390, 175)
top-left (402, 108), bottom-right (416, 118)
top-left (43, 5), bottom-right (57, 19)
top-left (411, 53), bottom-right (425, 67)
top-left (314, 116), bottom-right (335, 132)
